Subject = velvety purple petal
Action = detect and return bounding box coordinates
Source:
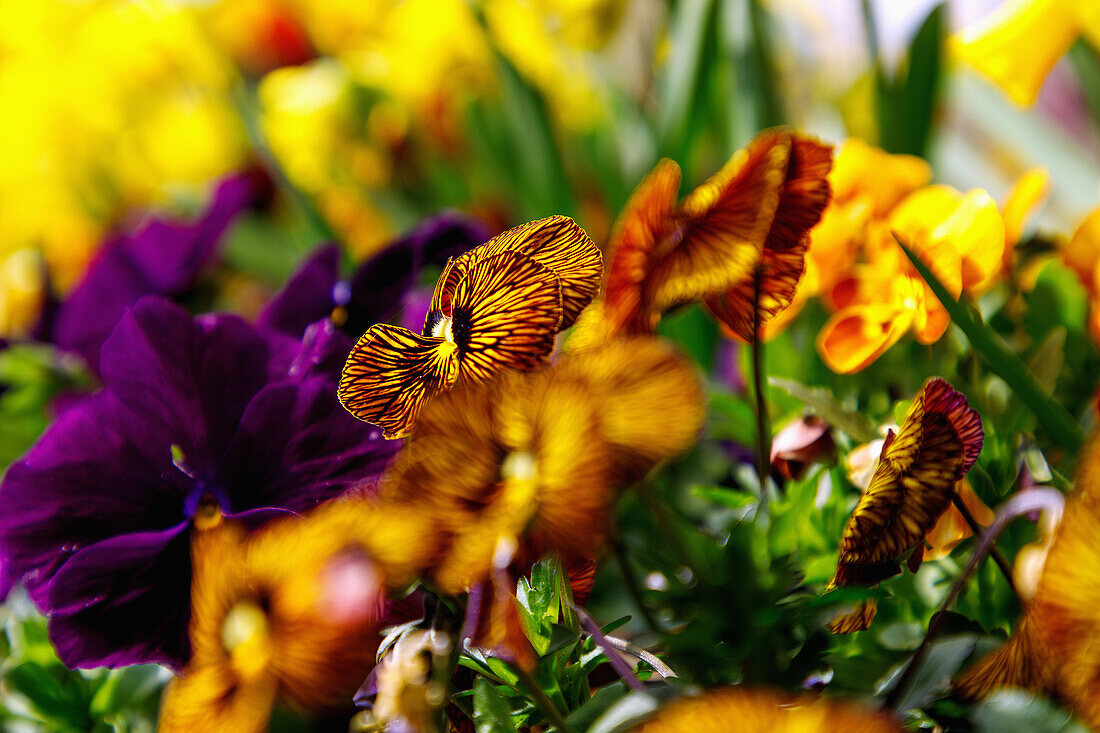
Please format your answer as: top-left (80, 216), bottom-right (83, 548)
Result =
top-left (123, 172), bottom-right (261, 293)
top-left (53, 172), bottom-right (260, 375)
top-left (0, 390), bottom-right (190, 604)
top-left (346, 213), bottom-right (487, 333)
top-left (98, 297), bottom-right (296, 480)
top-left (255, 244), bottom-right (341, 336)
top-left (394, 287), bottom-right (434, 334)
top-left (287, 318), bottom-right (354, 382)
top-left (0, 559), bottom-right (15, 602)
top-left (45, 524), bottom-right (191, 669)
top-left (215, 376), bottom-right (399, 513)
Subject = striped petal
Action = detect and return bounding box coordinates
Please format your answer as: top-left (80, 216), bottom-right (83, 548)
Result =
top-left (450, 250), bottom-right (563, 385)
top-left (603, 159), bottom-right (683, 334)
top-left (828, 379), bottom-right (983, 632)
top-left (705, 239), bottom-right (808, 342)
top-left (434, 216), bottom-right (601, 329)
top-left (338, 324), bottom-right (459, 439)
top-left (644, 130), bottom-right (789, 313)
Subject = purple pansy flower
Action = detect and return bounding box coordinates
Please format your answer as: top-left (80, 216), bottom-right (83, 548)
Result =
top-left (256, 212), bottom-right (490, 340)
top-left (50, 170), bottom-right (268, 375)
top-left (0, 296), bottom-right (398, 670)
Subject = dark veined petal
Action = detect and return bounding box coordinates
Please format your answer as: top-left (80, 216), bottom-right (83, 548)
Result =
top-left (705, 239), bottom-right (808, 342)
top-left (827, 378), bottom-right (983, 632)
top-left (826, 599), bottom-right (879, 635)
top-left (450, 250), bottom-right (563, 385)
top-left (602, 159), bottom-right (683, 335)
top-left (434, 216), bottom-right (600, 329)
top-left (339, 325), bottom-right (459, 439)
top-left (764, 132), bottom-right (834, 252)
top-left (643, 130), bottom-right (789, 313)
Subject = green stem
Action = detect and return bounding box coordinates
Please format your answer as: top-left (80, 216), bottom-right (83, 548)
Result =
top-left (514, 666), bottom-right (575, 733)
top-left (612, 537), bottom-right (662, 636)
top-left (950, 493), bottom-right (1017, 597)
top-left (895, 235), bottom-right (1086, 453)
top-left (885, 489), bottom-right (1064, 711)
top-left (752, 275), bottom-right (773, 501)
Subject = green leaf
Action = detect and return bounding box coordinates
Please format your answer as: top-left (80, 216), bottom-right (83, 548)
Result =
top-left (588, 688), bottom-right (685, 733)
top-left (473, 677), bottom-right (519, 733)
top-left (1027, 328), bottom-right (1066, 394)
top-left (896, 236), bottom-right (1086, 453)
top-left (876, 635), bottom-right (978, 712)
top-left (872, 2), bottom-right (944, 155)
top-left (972, 690), bottom-right (1088, 733)
top-left (656, 0), bottom-right (716, 156)
top-left (691, 485), bottom-right (757, 514)
top-left (565, 683), bottom-right (629, 730)
top-left (768, 377), bottom-right (877, 443)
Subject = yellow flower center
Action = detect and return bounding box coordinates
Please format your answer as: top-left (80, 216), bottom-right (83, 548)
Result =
top-left (221, 600), bottom-right (273, 680)
top-left (501, 450), bottom-right (538, 482)
top-left (431, 314), bottom-right (454, 342)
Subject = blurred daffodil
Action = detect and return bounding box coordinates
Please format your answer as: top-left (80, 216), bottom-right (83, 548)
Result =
top-left (0, 249), bottom-right (46, 339)
top-left (827, 378), bottom-right (983, 633)
top-left (952, 0), bottom-right (1100, 106)
top-left (159, 498), bottom-right (437, 731)
top-left (339, 216), bottom-right (601, 438)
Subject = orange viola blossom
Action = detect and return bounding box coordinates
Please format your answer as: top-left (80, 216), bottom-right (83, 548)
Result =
top-left (339, 215), bottom-right (602, 438)
top-left (381, 336), bottom-right (703, 665)
top-left (956, 437), bottom-right (1100, 727)
top-left (816, 184), bottom-right (1006, 373)
top-left (571, 127), bottom-right (832, 349)
top-left (827, 378), bottom-right (983, 634)
top-left (626, 687), bottom-right (901, 733)
top-left (158, 498), bottom-right (437, 731)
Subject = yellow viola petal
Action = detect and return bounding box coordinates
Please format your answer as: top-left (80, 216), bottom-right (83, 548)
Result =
top-left (706, 239), bottom-right (809, 342)
top-left (442, 215), bottom-right (601, 328)
top-left (923, 479), bottom-right (994, 561)
top-left (827, 599), bottom-right (879, 635)
top-left (954, 612), bottom-right (1055, 701)
top-left (554, 336), bottom-right (704, 481)
top-left (449, 250), bottom-right (563, 385)
top-left (158, 665), bottom-right (275, 733)
top-left (339, 324), bottom-right (460, 439)
top-left (0, 248), bottom-right (46, 339)
top-left (950, 0), bottom-right (1078, 106)
top-left (816, 304), bottom-right (912, 374)
top-left (931, 189), bottom-right (1006, 292)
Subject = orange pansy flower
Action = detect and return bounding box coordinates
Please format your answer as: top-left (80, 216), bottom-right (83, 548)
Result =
top-left (573, 128), bottom-right (831, 348)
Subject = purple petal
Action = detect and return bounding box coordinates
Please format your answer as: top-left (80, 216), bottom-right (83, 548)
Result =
top-left (287, 318), bottom-right (355, 382)
top-left (98, 297), bottom-right (296, 480)
top-left (0, 391), bottom-right (190, 605)
top-left (215, 376), bottom-right (399, 513)
top-left (44, 524), bottom-right (191, 669)
top-left (255, 244), bottom-right (342, 337)
top-left (52, 172), bottom-right (261, 374)
top-left (345, 213), bottom-right (488, 333)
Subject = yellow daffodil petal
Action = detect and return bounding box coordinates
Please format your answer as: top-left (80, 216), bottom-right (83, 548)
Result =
top-left (830, 139), bottom-right (931, 216)
top-left (1002, 167), bottom-right (1050, 250)
top-left (1065, 208), bottom-right (1100, 297)
top-left (950, 0), bottom-right (1078, 106)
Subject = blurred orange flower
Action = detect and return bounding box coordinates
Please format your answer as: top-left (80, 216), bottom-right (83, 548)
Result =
top-left (573, 128), bottom-right (831, 349)
top-left (626, 687), bottom-right (901, 732)
top-left (158, 498), bottom-right (437, 730)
